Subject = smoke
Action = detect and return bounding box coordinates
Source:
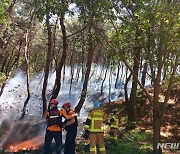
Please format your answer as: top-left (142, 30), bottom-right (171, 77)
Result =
top-left (0, 66), bottom-right (125, 150)
top-left (0, 119), bottom-right (46, 149)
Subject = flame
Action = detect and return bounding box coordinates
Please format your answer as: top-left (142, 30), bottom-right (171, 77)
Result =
top-left (7, 135), bottom-right (44, 152)
top-left (9, 145), bottom-right (14, 150)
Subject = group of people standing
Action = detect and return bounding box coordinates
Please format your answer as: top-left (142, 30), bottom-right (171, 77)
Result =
top-left (44, 99), bottom-right (119, 154)
top-left (44, 99), bottom-right (78, 154)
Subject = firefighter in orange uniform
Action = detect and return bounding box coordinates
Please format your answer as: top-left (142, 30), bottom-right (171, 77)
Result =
top-left (44, 99), bottom-right (77, 154)
top-left (84, 101), bottom-right (106, 154)
top-left (62, 102), bottom-right (78, 154)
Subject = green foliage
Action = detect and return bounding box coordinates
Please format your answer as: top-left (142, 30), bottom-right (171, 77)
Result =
top-left (75, 0), bottom-right (117, 26)
top-left (0, 72), bottom-right (6, 85)
top-left (121, 116), bottom-right (128, 125)
top-left (75, 130), bottom-right (152, 154)
top-left (121, 116), bottom-right (137, 129)
top-left (126, 121), bottom-right (137, 130)
top-left (75, 143), bottom-right (89, 154)
top-left (0, 0), bottom-right (9, 25)
top-left (105, 130), bottom-right (152, 154)
top-left (30, 28), bottom-right (47, 73)
top-left (163, 74), bottom-right (180, 89)
top-left (130, 130), bottom-right (151, 142)
top-left (0, 147), bottom-right (4, 154)
top-left (33, 0), bottom-right (69, 22)
top-left (107, 52), bottom-right (120, 63)
top-left (173, 75), bottom-right (180, 86)
top-left (106, 142), bottom-right (152, 154)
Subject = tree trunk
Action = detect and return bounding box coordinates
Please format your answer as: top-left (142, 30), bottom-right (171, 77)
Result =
top-left (141, 61), bottom-right (148, 87)
top-left (42, 7), bottom-right (52, 115)
top-left (162, 62), bottom-right (168, 81)
top-left (75, 63), bottom-right (81, 83)
top-left (0, 37), bottom-right (13, 72)
top-left (62, 64), bottom-right (66, 83)
top-left (127, 46), bottom-right (141, 122)
top-left (74, 21), bottom-right (95, 113)
top-left (115, 62), bottom-right (120, 89)
top-left (99, 64), bottom-right (105, 80)
top-left (101, 66), bottom-right (109, 95)
top-left (153, 107), bottom-right (162, 154)
top-left (0, 41), bottom-right (22, 97)
top-left (108, 65), bottom-right (112, 102)
top-left (153, 78), bottom-right (162, 154)
top-left (51, 7), bottom-right (67, 99)
top-left (121, 62), bottom-right (124, 80)
top-left (153, 23), bottom-right (164, 153)
top-left (81, 45), bottom-right (85, 81)
top-left (20, 30), bottom-right (30, 119)
top-left (161, 56), bottom-right (179, 121)
top-left (124, 72), bottom-right (132, 103)
top-left (69, 50), bottom-right (74, 98)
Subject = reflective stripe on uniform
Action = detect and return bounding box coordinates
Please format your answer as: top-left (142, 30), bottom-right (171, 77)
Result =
top-left (89, 129), bottom-right (104, 132)
top-left (94, 112), bottom-right (103, 116)
top-left (90, 118), bottom-right (104, 132)
top-left (91, 117), bottom-right (103, 120)
top-left (49, 115), bottom-right (59, 118)
top-left (87, 116), bottom-right (92, 120)
top-left (99, 147), bottom-right (106, 151)
top-left (89, 110), bottom-right (104, 133)
top-left (85, 125), bottom-right (90, 129)
top-left (90, 147), bottom-right (96, 152)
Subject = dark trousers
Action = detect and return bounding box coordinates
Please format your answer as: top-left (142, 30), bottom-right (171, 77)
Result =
top-left (64, 129), bottom-right (77, 154)
top-left (44, 129), bottom-right (62, 154)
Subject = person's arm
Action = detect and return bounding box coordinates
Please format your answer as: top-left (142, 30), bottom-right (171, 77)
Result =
top-left (64, 110), bottom-right (76, 126)
top-left (83, 112), bottom-right (92, 139)
top-left (61, 109), bottom-right (78, 120)
top-left (44, 112), bottom-right (49, 125)
top-left (65, 118), bottom-right (75, 127)
top-left (84, 112), bottom-right (92, 130)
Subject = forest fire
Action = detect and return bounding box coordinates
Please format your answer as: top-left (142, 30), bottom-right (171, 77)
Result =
top-left (0, 118), bottom-right (46, 153)
top-left (7, 136), bottom-right (44, 152)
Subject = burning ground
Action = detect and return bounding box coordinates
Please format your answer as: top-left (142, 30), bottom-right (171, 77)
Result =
top-left (0, 119), bottom-right (46, 152)
top-left (0, 114), bottom-right (87, 153)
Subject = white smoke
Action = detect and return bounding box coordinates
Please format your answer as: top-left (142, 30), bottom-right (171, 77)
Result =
top-left (0, 66), bottom-right (126, 150)
top-left (0, 66), bottom-right (125, 122)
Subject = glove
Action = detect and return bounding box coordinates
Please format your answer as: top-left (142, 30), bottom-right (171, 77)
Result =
top-left (83, 130), bottom-right (89, 139)
top-left (110, 118), bottom-right (115, 122)
top-left (73, 113), bottom-right (78, 117)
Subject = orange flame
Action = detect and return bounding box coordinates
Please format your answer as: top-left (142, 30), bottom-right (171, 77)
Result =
top-left (7, 135), bottom-right (44, 152)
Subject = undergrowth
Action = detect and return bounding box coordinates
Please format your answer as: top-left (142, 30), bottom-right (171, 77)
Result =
top-left (76, 130), bottom-right (153, 154)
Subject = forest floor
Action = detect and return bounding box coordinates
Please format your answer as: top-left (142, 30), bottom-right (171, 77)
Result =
top-left (101, 85), bottom-right (180, 154)
top-left (0, 86), bottom-right (179, 154)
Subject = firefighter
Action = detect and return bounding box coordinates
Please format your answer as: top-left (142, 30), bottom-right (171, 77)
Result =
top-left (44, 99), bottom-right (77, 154)
top-left (84, 101), bottom-right (106, 154)
top-left (109, 109), bottom-right (119, 140)
top-left (62, 102), bottom-right (78, 154)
